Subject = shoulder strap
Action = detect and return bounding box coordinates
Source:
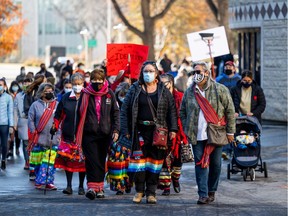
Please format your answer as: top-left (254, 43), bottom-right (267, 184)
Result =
top-left (194, 86), bottom-right (220, 125)
top-left (144, 86), bottom-right (157, 123)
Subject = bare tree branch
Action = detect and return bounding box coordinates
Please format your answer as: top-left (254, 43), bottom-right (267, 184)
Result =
top-left (205, 0), bottom-right (218, 21)
top-left (111, 0), bottom-right (144, 38)
top-left (152, 0), bottom-right (177, 20)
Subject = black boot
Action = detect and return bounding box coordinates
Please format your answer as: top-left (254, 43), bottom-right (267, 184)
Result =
top-left (1, 160), bottom-right (6, 170)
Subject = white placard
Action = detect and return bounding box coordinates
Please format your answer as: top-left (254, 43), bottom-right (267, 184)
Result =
top-left (186, 26), bottom-right (230, 62)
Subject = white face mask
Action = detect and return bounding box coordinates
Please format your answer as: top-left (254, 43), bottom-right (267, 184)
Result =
top-left (193, 73), bottom-right (205, 83)
top-left (143, 72), bottom-right (155, 83)
top-left (79, 66), bottom-right (84, 70)
top-left (72, 85), bottom-right (83, 93)
top-left (64, 88), bottom-right (72, 93)
top-left (85, 77), bottom-right (90, 83)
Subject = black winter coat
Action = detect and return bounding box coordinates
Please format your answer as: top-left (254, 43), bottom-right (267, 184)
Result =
top-left (120, 81), bottom-right (178, 151)
top-left (230, 80), bottom-right (266, 123)
top-left (77, 89), bottom-right (120, 139)
top-left (54, 91), bottom-right (79, 142)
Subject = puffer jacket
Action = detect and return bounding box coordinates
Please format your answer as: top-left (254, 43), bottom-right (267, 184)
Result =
top-left (28, 99), bottom-right (60, 146)
top-left (0, 92), bottom-right (13, 126)
top-left (14, 92), bottom-right (28, 140)
top-left (230, 80), bottom-right (266, 123)
top-left (180, 78), bottom-right (236, 145)
top-left (120, 81), bottom-right (178, 151)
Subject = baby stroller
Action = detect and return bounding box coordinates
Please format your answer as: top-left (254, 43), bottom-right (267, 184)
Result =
top-left (227, 116), bottom-right (268, 181)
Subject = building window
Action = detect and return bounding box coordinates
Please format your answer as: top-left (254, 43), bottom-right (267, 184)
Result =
top-left (238, 29), bottom-right (261, 85)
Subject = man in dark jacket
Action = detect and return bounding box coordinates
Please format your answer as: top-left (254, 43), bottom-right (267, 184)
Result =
top-left (36, 63), bottom-right (54, 78)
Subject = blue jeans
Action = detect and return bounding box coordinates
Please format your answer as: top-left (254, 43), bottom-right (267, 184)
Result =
top-left (0, 125), bottom-right (9, 161)
top-left (192, 140), bottom-right (222, 197)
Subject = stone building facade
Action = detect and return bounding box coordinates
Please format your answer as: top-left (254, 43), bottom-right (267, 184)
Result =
top-left (229, 0), bottom-right (287, 122)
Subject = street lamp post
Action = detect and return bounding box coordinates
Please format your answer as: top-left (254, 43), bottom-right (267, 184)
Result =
top-left (113, 23), bottom-right (127, 43)
top-left (199, 33), bottom-right (215, 79)
top-left (80, 29), bottom-right (89, 68)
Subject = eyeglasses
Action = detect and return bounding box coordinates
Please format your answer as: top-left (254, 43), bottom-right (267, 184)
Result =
top-left (91, 81), bottom-right (104, 84)
top-left (192, 70), bottom-right (204, 75)
top-left (242, 81), bottom-right (252, 84)
top-left (163, 81), bottom-right (170, 86)
top-left (143, 70), bottom-right (156, 73)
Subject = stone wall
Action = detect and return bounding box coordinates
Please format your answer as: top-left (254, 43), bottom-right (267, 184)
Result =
top-left (261, 19), bottom-right (287, 121)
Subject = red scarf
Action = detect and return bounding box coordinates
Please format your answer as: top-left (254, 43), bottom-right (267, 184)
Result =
top-left (27, 100), bottom-right (57, 152)
top-left (171, 90), bottom-right (188, 158)
top-left (75, 80), bottom-right (109, 159)
top-left (194, 87), bottom-right (226, 168)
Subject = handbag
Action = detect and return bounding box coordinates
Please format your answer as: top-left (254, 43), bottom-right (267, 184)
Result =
top-left (181, 143), bottom-right (194, 163)
top-left (207, 123), bottom-right (228, 146)
top-left (152, 124), bottom-right (168, 147)
top-left (146, 91), bottom-right (168, 148)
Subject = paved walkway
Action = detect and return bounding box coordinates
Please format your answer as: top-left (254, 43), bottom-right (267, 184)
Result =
top-left (0, 124), bottom-right (287, 216)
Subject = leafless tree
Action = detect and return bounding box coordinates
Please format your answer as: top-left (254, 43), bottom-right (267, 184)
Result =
top-left (206, 0), bottom-right (236, 53)
top-left (52, 0), bottom-right (108, 40)
top-left (111, 0), bottom-right (177, 60)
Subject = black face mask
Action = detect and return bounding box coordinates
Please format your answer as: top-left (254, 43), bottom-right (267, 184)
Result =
top-left (44, 92), bottom-right (54, 100)
top-left (225, 69), bottom-right (233, 75)
top-left (242, 82), bottom-right (252, 88)
top-left (91, 82), bottom-right (103, 92)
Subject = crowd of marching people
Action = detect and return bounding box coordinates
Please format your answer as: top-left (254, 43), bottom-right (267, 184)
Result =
top-left (0, 54), bottom-right (266, 205)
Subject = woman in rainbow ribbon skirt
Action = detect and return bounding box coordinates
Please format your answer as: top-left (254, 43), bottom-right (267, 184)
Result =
top-left (119, 61), bottom-right (178, 204)
top-left (107, 82), bottom-right (132, 195)
top-left (27, 83), bottom-right (60, 190)
top-left (75, 69), bottom-right (120, 200)
top-left (52, 73), bottom-right (86, 195)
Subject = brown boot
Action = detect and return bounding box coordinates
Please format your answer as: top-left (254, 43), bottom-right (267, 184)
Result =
top-left (146, 195), bottom-right (157, 204)
top-left (133, 192), bottom-right (144, 203)
top-left (208, 192), bottom-right (215, 203)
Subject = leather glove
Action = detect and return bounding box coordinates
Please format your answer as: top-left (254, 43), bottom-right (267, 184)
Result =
top-left (50, 126), bottom-right (57, 135)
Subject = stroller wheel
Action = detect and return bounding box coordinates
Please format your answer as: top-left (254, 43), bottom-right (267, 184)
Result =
top-left (227, 164), bottom-right (231, 179)
top-left (250, 168), bottom-right (255, 181)
top-left (243, 169), bottom-right (248, 181)
top-left (263, 162), bottom-right (268, 178)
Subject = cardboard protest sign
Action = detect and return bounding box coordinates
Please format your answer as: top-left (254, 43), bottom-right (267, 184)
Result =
top-left (186, 26), bottom-right (229, 62)
top-left (107, 43), bottom-right (149, 79)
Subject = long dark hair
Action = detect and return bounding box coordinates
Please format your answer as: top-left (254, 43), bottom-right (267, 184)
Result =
top-left (9, 81), bottom-right (21, 94)
top-left (138, 61), bottom-right (160, 85)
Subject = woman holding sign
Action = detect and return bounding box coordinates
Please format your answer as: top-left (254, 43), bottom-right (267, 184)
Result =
top-left (119, 61), bottom-right (178, 204)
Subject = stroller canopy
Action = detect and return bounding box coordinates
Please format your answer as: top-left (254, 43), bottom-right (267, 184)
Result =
top-left (235, 116), bottom-right (262, 134)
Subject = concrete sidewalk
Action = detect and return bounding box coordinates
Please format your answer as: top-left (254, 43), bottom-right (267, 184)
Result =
top-left (0, 124), bottom-right (287, 216)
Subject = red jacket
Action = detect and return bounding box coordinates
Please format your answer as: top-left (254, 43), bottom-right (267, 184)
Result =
top-left (172, 90), bottom-right (188, 158)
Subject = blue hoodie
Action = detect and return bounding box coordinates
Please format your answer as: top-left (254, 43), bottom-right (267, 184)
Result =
top-left (216, 73), bottom-right (241, 91)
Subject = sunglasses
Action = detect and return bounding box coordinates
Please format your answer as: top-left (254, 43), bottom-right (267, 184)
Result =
top-left (192, 70), bottom-right (204, 75)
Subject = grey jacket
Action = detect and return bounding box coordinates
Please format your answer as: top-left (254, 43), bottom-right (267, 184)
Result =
top-left (14, 92), bottom-right (28, 140)
top-left (180, 78), bottom-right (236, 145)
top-left (28, 99), bottom-right (60, 146)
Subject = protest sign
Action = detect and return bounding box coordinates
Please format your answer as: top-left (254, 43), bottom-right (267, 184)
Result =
top-left (107, 44), bottom-right (149, 79)
top-left (186, 26), bottom-right (229, 62)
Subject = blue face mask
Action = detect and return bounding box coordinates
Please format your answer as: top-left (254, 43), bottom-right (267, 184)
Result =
top-left (0, 86), bottom-right (3, 92)
top-left (12, 86), bottom-right (19, 92)
top-left (143, 72), bottom-right (155, 83)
